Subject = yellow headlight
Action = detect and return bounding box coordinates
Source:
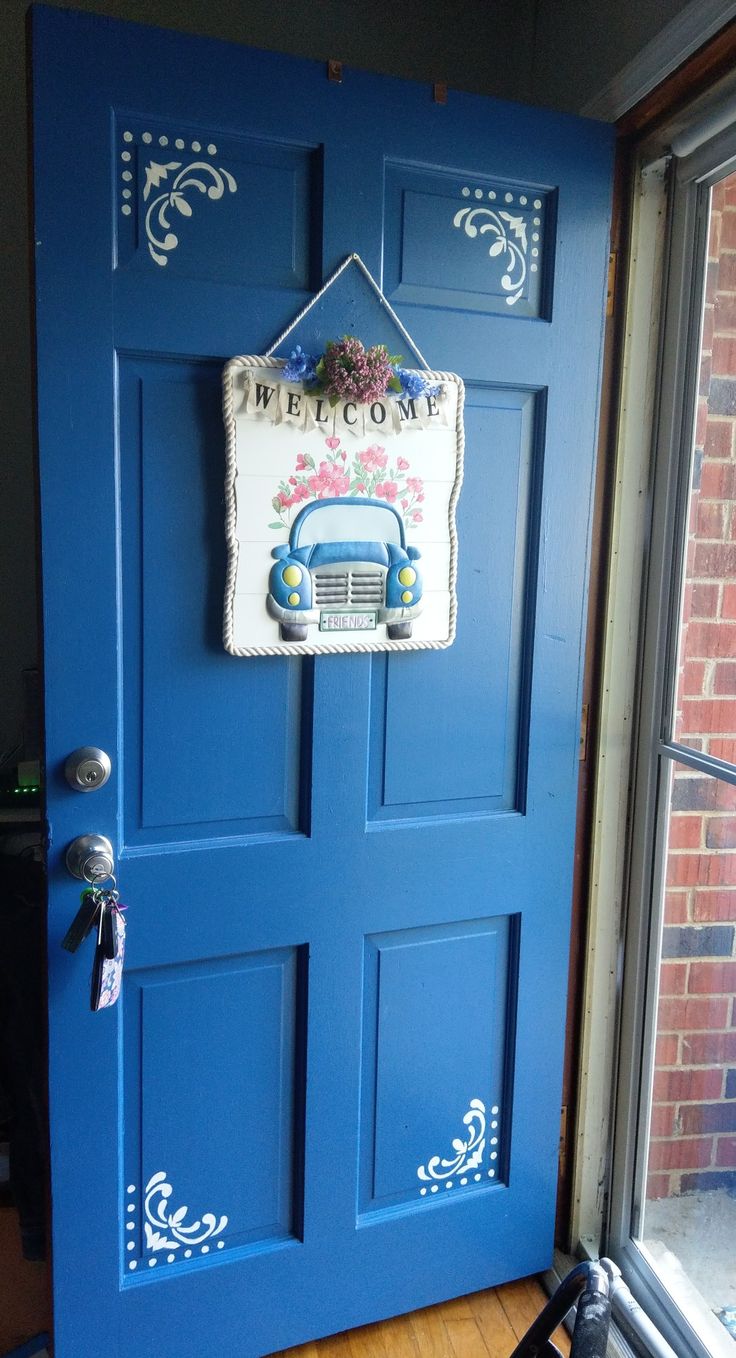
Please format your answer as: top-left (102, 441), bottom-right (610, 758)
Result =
top-left (287, 592), bottom-right (301, 606)
top-left (398, 566), bottom-right (416, 587)
top-left (401, 590), bottom-right (413, 604)
top-left (283, 565), bottom-right (302, 587)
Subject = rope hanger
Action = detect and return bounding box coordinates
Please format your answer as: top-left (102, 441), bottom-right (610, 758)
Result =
top-left (264, 252), bottom-right (432, 371)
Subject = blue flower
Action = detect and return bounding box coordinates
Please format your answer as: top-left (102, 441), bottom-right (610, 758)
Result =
top-left (282, 345), bottom-right (318, 385)
top-left (393, 366), bottom-right (440, 400)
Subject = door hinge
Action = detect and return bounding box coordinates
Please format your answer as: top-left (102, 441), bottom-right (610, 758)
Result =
top-left (579, 703), bottom-right (589, 762)
top-left (559, 1104), bottom-right (569, 1175)
top-left (606, 251), bottom-right (617, 317)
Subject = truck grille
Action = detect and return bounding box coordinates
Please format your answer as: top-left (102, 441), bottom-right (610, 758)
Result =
top-left (313, 568), bottom-right (385, 608)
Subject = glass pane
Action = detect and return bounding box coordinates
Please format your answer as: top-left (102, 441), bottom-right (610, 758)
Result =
top-left (639, 757), bottom-right (736, 1350)
top-left (673, 172), bottom-right (736, 765)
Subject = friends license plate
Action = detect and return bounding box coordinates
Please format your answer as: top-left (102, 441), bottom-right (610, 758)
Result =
top-left (320, 611), bottom-right (377, 633)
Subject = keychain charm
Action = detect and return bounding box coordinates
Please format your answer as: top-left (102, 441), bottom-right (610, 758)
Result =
top-left (61, 877), bottom-right (127, 1011)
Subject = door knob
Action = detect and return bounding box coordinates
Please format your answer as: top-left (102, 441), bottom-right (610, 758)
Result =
top-left (65, 834), bottom-right (115, 883)
top-left (65, 746), bottom-right (112, 791)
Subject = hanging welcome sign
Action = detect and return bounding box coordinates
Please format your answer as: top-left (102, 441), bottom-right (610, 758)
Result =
top-left (222, 257), bottom-right (465, 658)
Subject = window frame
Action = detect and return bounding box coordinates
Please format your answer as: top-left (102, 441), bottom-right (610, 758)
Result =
top-left (606, 130), bottom-right (736, 1358)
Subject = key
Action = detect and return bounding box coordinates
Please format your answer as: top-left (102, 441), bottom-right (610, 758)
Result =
top-left (61, 888), bottom-right (101, 954)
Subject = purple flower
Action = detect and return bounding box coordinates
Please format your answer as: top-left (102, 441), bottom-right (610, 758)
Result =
top-left (393, 366), bottom-right (440, 400)
top-left (322, 337), bottom-right (394, 404)
top-left (282, 345), bottom-right (318, 385)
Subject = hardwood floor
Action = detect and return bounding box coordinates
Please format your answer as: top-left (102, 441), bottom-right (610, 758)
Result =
top-left (275, 1277), bottom-right (571, 1358)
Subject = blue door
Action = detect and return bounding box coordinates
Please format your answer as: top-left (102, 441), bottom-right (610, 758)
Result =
top-left (33, 9), bottom-right (613, 1355)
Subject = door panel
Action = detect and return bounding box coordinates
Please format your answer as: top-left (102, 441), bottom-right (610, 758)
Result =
top-left (33, 9), bottom-right (613, 1356)
top-left (119, 357), bottom-right (305, 842)
top-left (359, 917), bottom-right (513, 1216)
top-left (368, 386), bottom-right (539, 819)
top-left (123, 946), bottom-right (306, 1267)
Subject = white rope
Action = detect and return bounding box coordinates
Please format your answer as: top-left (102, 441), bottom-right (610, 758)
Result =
top-left (221, 353), bottom-right (464, 659)
top-left (264, 252), bottom-right (432, 370)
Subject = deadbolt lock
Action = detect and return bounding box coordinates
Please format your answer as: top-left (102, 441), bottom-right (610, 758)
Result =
top-left (65, 746), bottom-right (112, 792)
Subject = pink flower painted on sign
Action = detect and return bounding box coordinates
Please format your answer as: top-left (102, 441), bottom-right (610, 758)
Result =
top-left (269, 437), bottom-right (425, 530)
top-left (358, 445), bottom-right (388, 474)
top-left (375, 481), bottom-right (398, 502)
top-left (307, 461), bottom-right (350, 498)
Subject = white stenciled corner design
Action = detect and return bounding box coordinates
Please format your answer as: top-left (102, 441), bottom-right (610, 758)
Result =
top-left (119, 128), bottom-right (238, 266)
top-left (417, 1097), bottom-right (500, 1196)
top-left (125, 1171), bottom-right (228, 1271)
top-left (453, 185), bottom-right (543, 306)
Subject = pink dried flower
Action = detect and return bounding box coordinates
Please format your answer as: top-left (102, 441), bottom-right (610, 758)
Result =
top-left (406, 476), bottom-right (424, 494)
top-left (412, 510), bottom-right (423, 522)
top-left (322, 337), bottom-right (394, 404)
top-left (397, 456), bottom-right (410, 471)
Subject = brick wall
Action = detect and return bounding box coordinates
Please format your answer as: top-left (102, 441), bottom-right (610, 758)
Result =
top-left (647, 178), bottom-right (736, 1200)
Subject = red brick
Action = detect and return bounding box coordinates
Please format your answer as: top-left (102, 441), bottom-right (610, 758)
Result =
top-left (693, 543), bottom-right (736, 578)
top-left (669, 815), bottom-right (702, 848)
top-left (650, 1104), bottom-right (677, 1138)
top-left (696, 399), bottom-right (708, 448)
top-left (666, 854), bottom-right (700, 887)
top-left (711, 337), bottom-right (736, 374)
top-left (709, 212), bottom-right (722, 260)
top-left (700, 462), bottom-right (736, 499)
top-left (665, 891), bottom-right (690, 924)
top-left (703, 305), bottom-right (716, 353)
top-left (646, 1172), bottom-right (672, 1200)
top-left (718, 254), bottom-right (736, 291)
top-left (716, 1136), bottom-right (736, 1166)
top-left (715, 290), bottom-right (736, 329)
top-left (696, 501), bottom-right (726, 538)
top-left (693, 889), bottom-right (736, 921)
top-left (685, 623), bottom-right (736, 659)
top-left (653, 1068), bottom-right (723, 1101)
top-left (720, 210), bottom-right (736, 250)
top-left (680, 1102), bottom-right (736, 1133)
top-left (682, 1031), bottom-right (736, 1063)
top-left (648, 1137), bottom-right (713, 1170)
top-left (682, 662), bottom-right (706, 697)
top-left (704, 419), bottom-right (733, 458)
top-left (706, 815), bottom-right (736, 847)
top-left (696, 852), bottom-right (736, 885)
top-left (672, 775), bottom-right (736, 810)
top-left (658, 995), bottom-right (730, 1031)
top-left (680, 699), bottom-right (736, 733)
top-left (656, 1033), bottom-right (680, 1064)
top-left (708, 738), bottom-right (736, 761)
top-left (716, 252), bottom-right (736, 291)
top-left (713, 662), bottom-right (736, 695)
top-left (659, 961), bottom-right (688, 995)
top-left (693, 583), bottom-right (720, 617)
top-left (689, 960), bottom-right (736, 994)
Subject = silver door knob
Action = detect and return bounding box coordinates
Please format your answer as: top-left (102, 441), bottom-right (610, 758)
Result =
top-left (65, 746), bottom-right (112, 792)
top-left (66, 834), bottom-right (115, 883)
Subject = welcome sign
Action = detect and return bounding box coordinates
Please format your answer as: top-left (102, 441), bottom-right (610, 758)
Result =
top-left (242, 373), bottom-right (452, 439)
top-left (223, 356), bottom-right (465, 658)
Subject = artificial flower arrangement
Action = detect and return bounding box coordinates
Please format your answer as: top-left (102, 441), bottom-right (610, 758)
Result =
top-left (281, 337), bottom-right (440, 406)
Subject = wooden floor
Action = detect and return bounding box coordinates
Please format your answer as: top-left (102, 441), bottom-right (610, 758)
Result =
top-left (275, 1277), bottom-right (570, 1358)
